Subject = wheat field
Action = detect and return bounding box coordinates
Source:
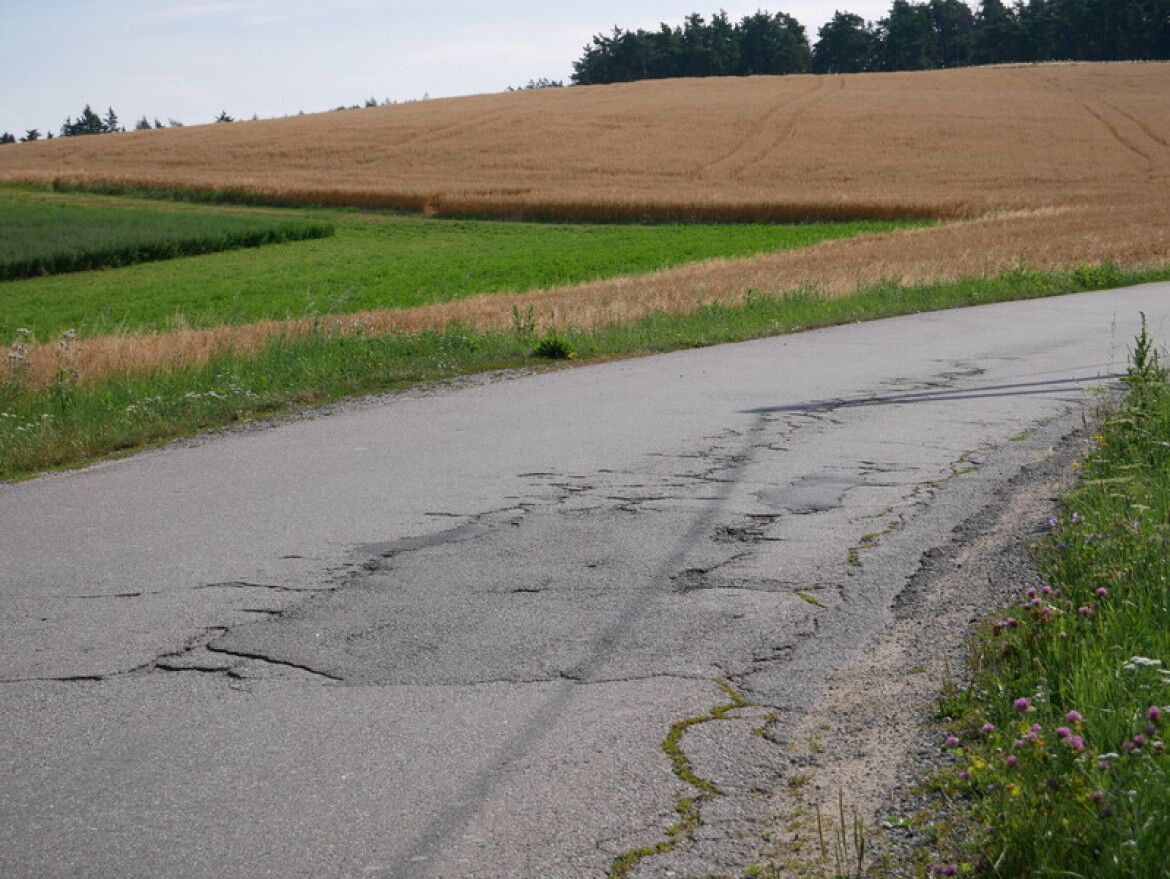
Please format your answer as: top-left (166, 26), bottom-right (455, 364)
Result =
top-left (3, 62), bottom-right (1170, 382)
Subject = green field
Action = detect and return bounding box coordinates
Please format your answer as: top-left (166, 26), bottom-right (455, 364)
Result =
top-left (0, 187), bottom-right (335, 282)
top-left (0, 186), bottom-right (914, 341)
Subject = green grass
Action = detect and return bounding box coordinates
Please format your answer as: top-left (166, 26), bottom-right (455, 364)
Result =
top-left (927, 319), bottom-right (1170, 877)
top-left (3, 260), bottom-right (1169, 481)
top-left (0, 186), bottom-right (916, 341)
top-left (0, 187), bottom-right (335, 281)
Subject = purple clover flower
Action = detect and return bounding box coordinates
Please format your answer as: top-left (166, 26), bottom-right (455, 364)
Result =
top-left (1065, 710), bottom-right (1083, 723)
top-left (1149, 706), bottom-right (1163, 723)
top-left (1013, 697), bottom-right (1033, 712)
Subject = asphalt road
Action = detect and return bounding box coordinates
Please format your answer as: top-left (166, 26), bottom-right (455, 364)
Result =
top-left (3, 285), bottom-right (1168, 878)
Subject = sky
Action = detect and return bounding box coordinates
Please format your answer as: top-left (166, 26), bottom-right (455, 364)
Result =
top-left (2, 1), bottom-right (904, 137)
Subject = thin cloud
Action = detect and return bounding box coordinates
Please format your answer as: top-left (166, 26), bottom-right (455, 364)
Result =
top-left (154, 4), bottom-right (247, 19)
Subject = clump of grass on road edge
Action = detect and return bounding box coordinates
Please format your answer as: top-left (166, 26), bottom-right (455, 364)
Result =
top-left (923, 316), bottom-right (1170, 878)
top-left (3, 260), bottom-right (1170, 481)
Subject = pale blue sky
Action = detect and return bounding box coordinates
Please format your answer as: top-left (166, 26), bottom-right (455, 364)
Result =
top-left (2, 1), bottom-right (901, 137)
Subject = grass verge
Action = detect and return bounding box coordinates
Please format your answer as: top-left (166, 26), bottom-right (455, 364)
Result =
top-left (2, 261), bottom-right (1169, 481)
top-left (924, 317), bottom-right (1170, 877)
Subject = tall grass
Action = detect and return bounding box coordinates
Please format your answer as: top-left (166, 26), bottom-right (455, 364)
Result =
top-left (4, 261), bottom-right (1169, 481)
top-left (929, 318), bottom-right (1170, 877)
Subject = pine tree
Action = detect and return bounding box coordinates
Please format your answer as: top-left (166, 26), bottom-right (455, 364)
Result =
top-left (813, 11), bottom-right (879, 72)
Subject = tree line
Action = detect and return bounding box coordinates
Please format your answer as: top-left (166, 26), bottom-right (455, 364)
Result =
top-left (1, 103), bottom-right (204, 145)
top-left (571, 0), bottom-right (1170, 84)
top-left (1, 98), bottom-right (425, 146)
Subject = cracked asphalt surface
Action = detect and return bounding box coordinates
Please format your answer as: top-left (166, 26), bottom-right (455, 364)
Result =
top-left (3, 285), bottom-right (1169, 878)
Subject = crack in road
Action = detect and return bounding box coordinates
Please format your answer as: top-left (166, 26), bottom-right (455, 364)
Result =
top-left (202, 643), bottom-right (344, 681)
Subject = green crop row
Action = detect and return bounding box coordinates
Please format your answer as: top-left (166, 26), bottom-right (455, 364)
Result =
top-left (0, 189), bottom-right (335, 282)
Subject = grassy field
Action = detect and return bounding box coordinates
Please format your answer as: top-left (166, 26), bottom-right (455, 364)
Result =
top-left (0, 186), bottom-right (912, 343)
top-left (0, 187), bottom-right (334, 281)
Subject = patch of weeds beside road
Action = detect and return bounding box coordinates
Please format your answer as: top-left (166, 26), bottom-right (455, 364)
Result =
top-left (896, 317), bottom-right (1170, 877)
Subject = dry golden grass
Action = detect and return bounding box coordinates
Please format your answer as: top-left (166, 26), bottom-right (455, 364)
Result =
top-left (4, 62), bottom-right (1170, 384)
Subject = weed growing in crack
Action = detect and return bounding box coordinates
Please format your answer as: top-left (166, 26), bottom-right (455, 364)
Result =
top-left (796, 590), bottom-right (825, 608)
top-left (606, 680), bottom-right (751, 879)
top-left (815, 791), bottom-right (867, 878)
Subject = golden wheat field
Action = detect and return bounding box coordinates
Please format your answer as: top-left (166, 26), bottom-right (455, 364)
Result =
top-left (4, 63), bottom-right (1169, 223)
top-left (3, 62), bottom-right (1170, 382)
